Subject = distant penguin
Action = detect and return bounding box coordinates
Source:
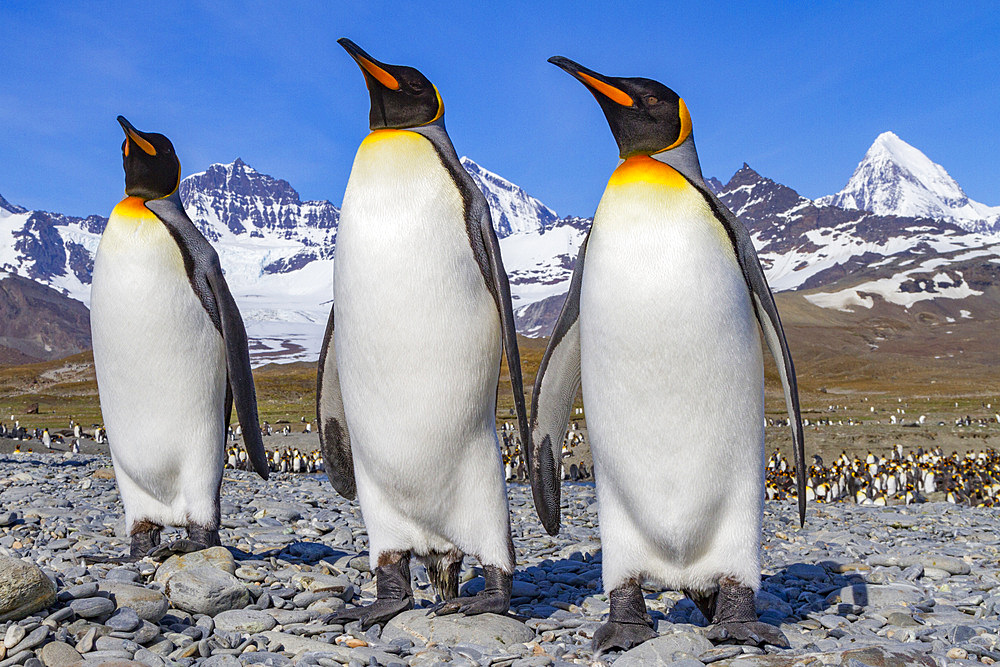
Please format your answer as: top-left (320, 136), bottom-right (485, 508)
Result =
top-left (91, 116), bottom-right (269, 560)
top-left (316, 39), bottom-right (530, 628)
top-left (42, 429), bottom-right (51, 449)
top-left (530, 57), bottom-right (805, 653)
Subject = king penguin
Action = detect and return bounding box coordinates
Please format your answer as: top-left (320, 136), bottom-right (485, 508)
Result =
top-left (316, 39), bottom-right (531, 628)
top-left (91, 117), bottom-right (270, 560)
top-left (530, 58), bottom-right (806, 653)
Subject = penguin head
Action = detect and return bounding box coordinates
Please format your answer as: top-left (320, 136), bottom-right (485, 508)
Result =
top-left (338, 38), bottom-right (443, 130)
top-left (548, 56), bottom-right (692, 159)
top-left (117, 116), bottom-right (180, 200)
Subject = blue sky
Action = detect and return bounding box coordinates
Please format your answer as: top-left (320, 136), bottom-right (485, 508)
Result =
top-left (2, 2), bottom-right (998, 218)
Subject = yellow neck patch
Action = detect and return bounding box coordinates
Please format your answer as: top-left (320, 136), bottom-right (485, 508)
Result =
top-left (361, 129), bottom-right (422, 146)
top-left (112, 196), bottom-right (156, 220)
top-left (607, 155), bottom-right (687, 189)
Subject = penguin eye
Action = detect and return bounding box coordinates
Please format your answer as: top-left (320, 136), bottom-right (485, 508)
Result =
top-left (647, 96), bottom-right (659, 105)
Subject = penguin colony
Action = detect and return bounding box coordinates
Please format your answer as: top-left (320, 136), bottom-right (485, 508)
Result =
top-left (37, 38), bottom-right (958, 655)
top-left (7, 420), bottom-right (997, 509)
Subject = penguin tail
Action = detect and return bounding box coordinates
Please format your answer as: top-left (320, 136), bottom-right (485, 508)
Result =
top-left (424, 549), bottom-right (463, 601)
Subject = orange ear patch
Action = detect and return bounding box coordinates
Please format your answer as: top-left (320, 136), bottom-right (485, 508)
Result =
top-left (659, 98), bottom-right (692, 153)
top-left (578, 71), bottom-right (634, 107)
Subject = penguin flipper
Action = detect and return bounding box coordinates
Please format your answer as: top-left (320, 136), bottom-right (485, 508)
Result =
top-left (478, 205), bottom-right (531, 476)
top-left (693, 187), bottom-right (806, 526)
top-left (145, 195), bottom-right (270, 481)
top-left (316, 304), bottom-right (356, 499)
top-left (528, 233), bottom-right (589, 536)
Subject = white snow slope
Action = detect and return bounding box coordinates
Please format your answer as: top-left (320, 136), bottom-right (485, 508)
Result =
top-left (817, 132), bottom-right (1000, 232)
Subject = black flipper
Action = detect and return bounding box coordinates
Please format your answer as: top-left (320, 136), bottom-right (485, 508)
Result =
top-left (316, 304), bottom-right (356, 499)
top-left (687, 183), bottom-right (806, 526)
top-left (477, 205), bottom-right (531, 464)
top-left (145, 194), bottom-right (269, 481)
top-left (527, 234), bottom-right (589, 535)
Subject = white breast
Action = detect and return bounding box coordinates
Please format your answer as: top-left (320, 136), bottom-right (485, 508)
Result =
top-left (90, 200), bottom-right (226, 529)
top-left (579, 166), bottom-right (766, 593)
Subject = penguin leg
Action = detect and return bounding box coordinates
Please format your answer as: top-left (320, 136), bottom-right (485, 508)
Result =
top-left (130, 520), bottom-right (162, 558)
top-left (705, 577), bottom-right (789, 648)
top-left (326, 551), bottom-right (413, 629)
top-left (683, 588), bottom-right (718, 624)
top-left (592, 579), bottom-right (657, 655)
top-left (436, 564), bottom-right (512, 616)
top-left (149, 523), bottom-right (221, 560)
top-left (425, 548), bottom-right (464, 601)
top-left (85, 519), bottom-right (162, 563)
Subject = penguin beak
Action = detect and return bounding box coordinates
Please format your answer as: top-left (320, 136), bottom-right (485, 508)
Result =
top-left (338, 38), bottom-right (401, 91)
top-left (548, 56), bottom-right (635, 107)
top-left (117, 116), bottom-right (157, 156)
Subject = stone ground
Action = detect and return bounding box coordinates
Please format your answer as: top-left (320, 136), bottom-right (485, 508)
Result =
top-left (0, 452), bottom-right (998, 666)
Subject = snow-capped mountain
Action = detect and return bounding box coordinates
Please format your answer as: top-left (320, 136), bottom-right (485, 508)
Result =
top-left (715, 164), bottom-right (1000, 314)
top-left (461, 158), bottom-right (559, 235)
top-left (3, 131), bottom-right (998, 364)
top-left (817, 132), bottom-right (1000, 233)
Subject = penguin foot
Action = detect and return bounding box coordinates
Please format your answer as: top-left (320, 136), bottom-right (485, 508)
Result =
top-left (327, 596), bottom-right (414, 630)
top-left (592, 580), bottom-right (656, 655)
top-left (437, 564), bottom-right (512, 616)
top-left (705, 621), bottom-right (789, 648)
top-left (592, 620), bottom-right (658, 655)
top-left (325, 551), bottom-right (413, 630)
top-left (705, 578), bottom-right (789, 648)
top-left (148, 538), bottom-right (211, 560)
top-left (148, 524), bottom-right (220, 560)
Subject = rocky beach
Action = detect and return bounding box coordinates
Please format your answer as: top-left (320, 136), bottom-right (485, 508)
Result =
top-left (0, 452), bottom-right (997, 666)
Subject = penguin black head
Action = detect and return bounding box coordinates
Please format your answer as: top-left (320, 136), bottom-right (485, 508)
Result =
top-left (117, 116), bottom-right (180, 200)
top-left (548, 56), bottom-right (692, 159)
top-left (338, 38), bottom-right (443, 130)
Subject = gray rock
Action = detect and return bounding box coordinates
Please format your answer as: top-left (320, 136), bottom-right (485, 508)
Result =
top-left (64, 582), bottom-right (99, 600)
top-left (153, 546), bottom-right (237, 584)
top-left (9, 626), bottom-right (49, 655)
top-left (38, 641), bottom-right (83, 667)
top-left (106, 607), bottom-right (142, 632)
top-left (0, 555), bottom-right (57, 622)
top-left (4, 625), bottom-right (25, 649)
top-left (213, 610), bottom-right (277, 634)
top-left (613, 631), bottom-right (714, 666)
top-left (258, 632), bottom-right (346, 658)
top-left (0, 512), bottom-right (16, 527)
top-left (200, 655), bottom-right (241, 667)
top-left (824, 583), bottom-right (922, 608)
top-left (698, 644), bottom-right (743, 663)
top-left (163, 566), bottom-right (250, 616)
top-left (98, 582), bottom-right (169, 622)
top-left (289, 573), bottom-right (351, 596)
top-left (132, 648), bottom-right (166, 667)
top-left (382, 610), bottom-right (534, 650)
top-left (70, 596), bottom-right (116, 619)
top-left (786, 563), bottom-right (826, 580)
top-left (239, 650), bottom-right (293, 665)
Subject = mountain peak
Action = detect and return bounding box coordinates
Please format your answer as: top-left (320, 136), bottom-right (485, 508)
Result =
top-left (818, 132), bottom-right (999, 231)
top-left (460, 156), bottom-right (559, 236)
top-left (0, 192), bottom-right (27, 215)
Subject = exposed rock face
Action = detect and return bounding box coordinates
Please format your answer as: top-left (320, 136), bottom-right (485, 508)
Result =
top-left (0, 273), bottom-right (90, 363)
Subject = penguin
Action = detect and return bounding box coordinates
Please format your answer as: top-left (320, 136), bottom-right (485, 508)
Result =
top-left (530, 57), bottom-right (805, 653)
top-left (316, 39), bottom-right (530, 628)
top-left (91, 116), bottom-right (269, 560)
